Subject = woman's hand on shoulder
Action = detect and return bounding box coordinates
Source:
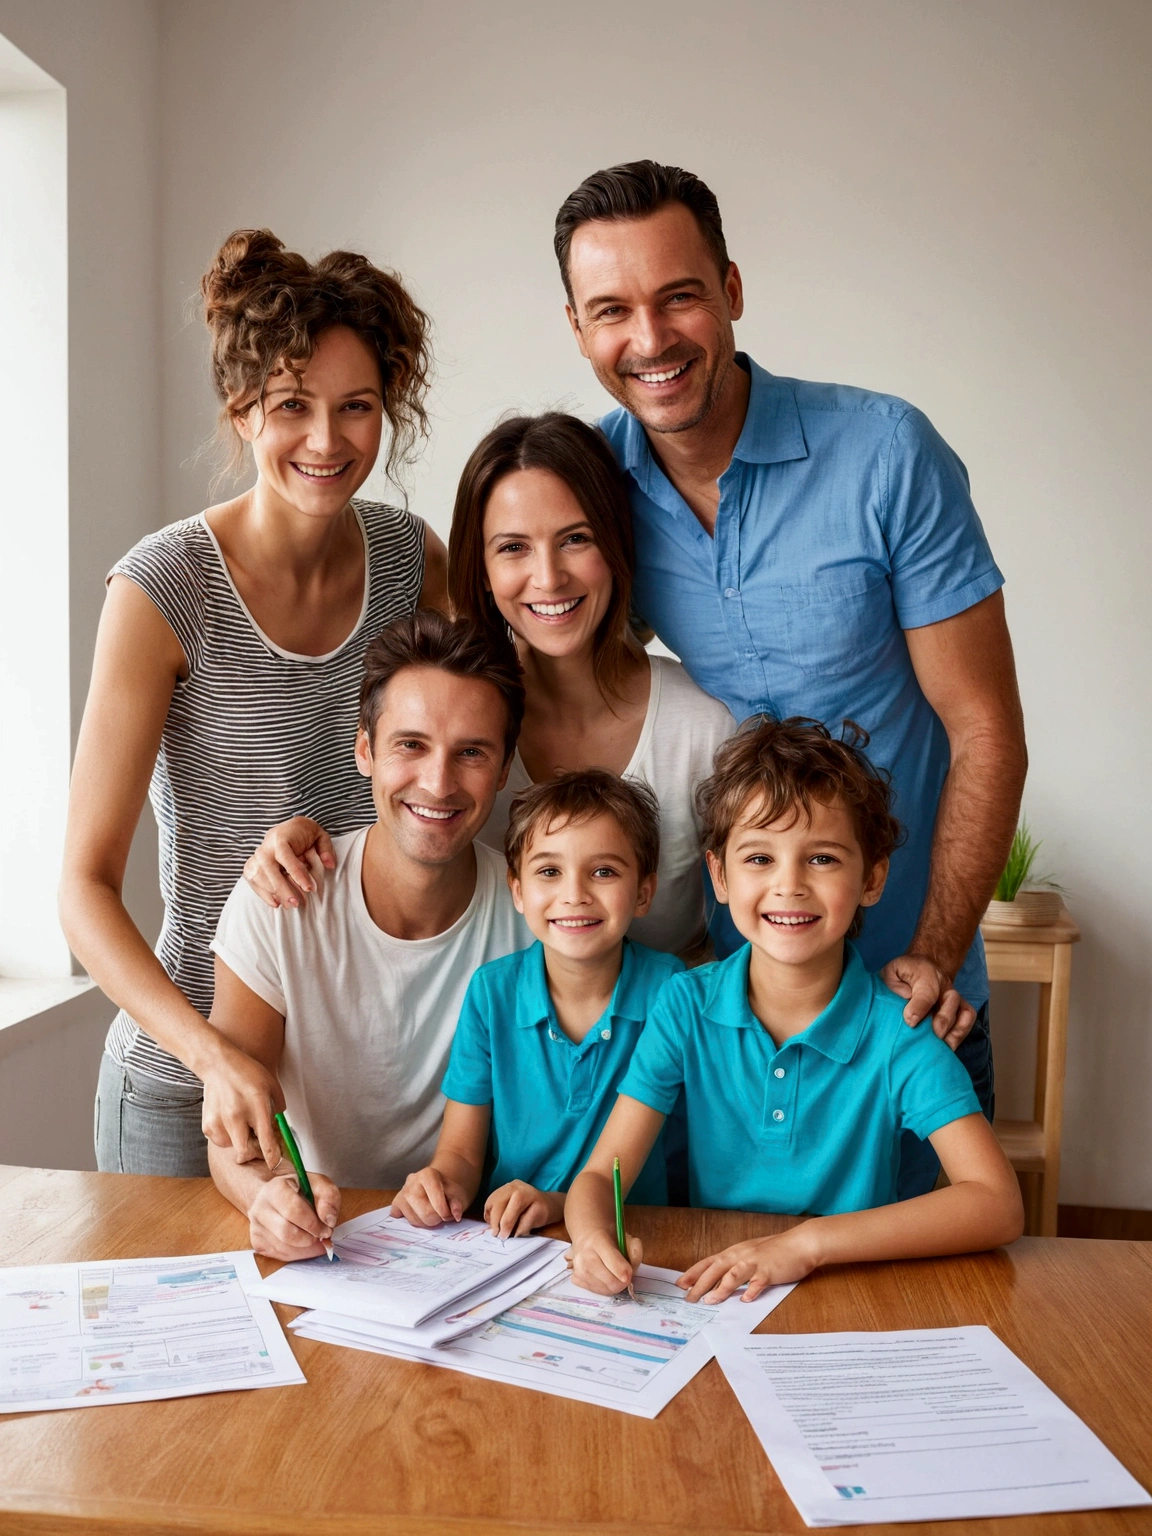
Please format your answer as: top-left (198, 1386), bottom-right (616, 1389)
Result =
top-left (677, 1225), bottom-right (821, 1304)
top-left (243, 817), bottom-right (336, 909)
top-left (484, 1182), bottom-right (565, 1239)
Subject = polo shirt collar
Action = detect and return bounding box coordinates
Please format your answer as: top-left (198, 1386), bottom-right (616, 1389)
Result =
top-left (515, 938), bottom-right (648, 1029)
top-left (703, 941), bottom-right (873, 1064)
top-left (614, 354), bottom-right (808, 479)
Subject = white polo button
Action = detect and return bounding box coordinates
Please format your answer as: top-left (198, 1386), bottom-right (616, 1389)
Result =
top-left (600, 1029), bottom-right (611, 1040)
top-left (724, 587), bottom-right (738, 598)
top-left (772, 1109), bottom-right (785, 1122)
top-left (774, 1067), bottom-right (785, 1079)
top-left (549, 1030), bottom-right (558, 1040)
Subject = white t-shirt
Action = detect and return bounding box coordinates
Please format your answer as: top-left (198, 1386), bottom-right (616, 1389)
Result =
top-left (211, 831), bottom-right (529, 1189)
top-left (477, 656), bottom-right (736, 959)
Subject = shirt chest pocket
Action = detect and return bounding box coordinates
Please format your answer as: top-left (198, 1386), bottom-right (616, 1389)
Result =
top-left (774, 569), bottom-right (894, 681)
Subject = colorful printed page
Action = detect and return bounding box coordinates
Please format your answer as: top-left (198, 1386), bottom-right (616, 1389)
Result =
top-left (246, 1209), bottom-right (562, 1329)
top-left (715, 1327), bottom-right (1152, 1526)
top-left (295, 1263), bottom-right (796, 1418)
top-left (0, 1251), bottom-right (304, 1413)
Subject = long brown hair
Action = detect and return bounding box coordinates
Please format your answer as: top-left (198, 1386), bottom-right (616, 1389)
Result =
top-left (201, 228), bottom-right (431, 483)
top-left (448, 412), bottom-right (637, 700)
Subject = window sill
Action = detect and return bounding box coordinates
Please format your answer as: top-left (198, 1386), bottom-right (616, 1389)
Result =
top-left (0, 976), bottom-right (95, 1032)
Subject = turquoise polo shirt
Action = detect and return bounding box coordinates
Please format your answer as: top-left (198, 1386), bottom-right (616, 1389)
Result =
top-left (441, 938), bottom-right (684, 1204)
top-left (616, 943), bottom-right (980, 1216)
top-left (601, 357), bottom-right (1004, 1008)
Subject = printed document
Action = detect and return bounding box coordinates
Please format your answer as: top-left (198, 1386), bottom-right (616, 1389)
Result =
top-left (0, 1251), bottom-right (304, 1413)
top-left (715, 1327), bottom-right (1151, 1526)
top-left (295, 1262), bottom-right (795, 1418)
top-left (246, 1209), bottom-right (562, 1329)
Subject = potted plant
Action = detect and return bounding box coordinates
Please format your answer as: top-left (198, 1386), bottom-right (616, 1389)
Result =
top-left (984, 820), bottom-right (1064, 926)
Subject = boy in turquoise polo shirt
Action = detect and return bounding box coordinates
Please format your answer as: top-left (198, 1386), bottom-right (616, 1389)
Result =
top-left (567, 717), bottom-right (1023, 1302)
top-left (392, 770), bottom-right (683, 1238)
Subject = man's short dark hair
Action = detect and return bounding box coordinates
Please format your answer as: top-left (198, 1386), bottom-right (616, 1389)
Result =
top-left (504, 770), bottom-right (661, 880)
top-left (554, 160), bottom-right (730, 306)
top-left (359, 608), bottom-right (525, 762)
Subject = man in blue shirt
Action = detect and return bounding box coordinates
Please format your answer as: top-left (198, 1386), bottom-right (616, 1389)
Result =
top-left (553, 161), bottom-right (1028, 1195)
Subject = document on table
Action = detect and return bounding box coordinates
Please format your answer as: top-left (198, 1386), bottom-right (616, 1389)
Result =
top-left (0, 1251), bottom-right (304, 1413)
top-left (245, 1209), bottom-right (562, 1329)
top-left (294, 1262), bottom-right (795, 1419)
top-left (715, 1326), bottom-right (1152, 1526)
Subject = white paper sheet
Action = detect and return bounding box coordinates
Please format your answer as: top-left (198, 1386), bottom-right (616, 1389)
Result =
top-left (0, 1251), bottom-right (304, 1413)
top-left (294, 1262), bottom-right (795, 1418)
top-left (715, 1326), bottom-right (1152, 1526)
top-left (245, 1209), bottom-right (560, 1329)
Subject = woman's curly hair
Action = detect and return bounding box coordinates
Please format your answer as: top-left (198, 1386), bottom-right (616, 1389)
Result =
top-left (201, 228), bottom-right (431, 483)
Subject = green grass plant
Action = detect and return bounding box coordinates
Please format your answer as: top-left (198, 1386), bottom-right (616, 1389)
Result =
top-left (994, 819), bottom-right (1059, 902)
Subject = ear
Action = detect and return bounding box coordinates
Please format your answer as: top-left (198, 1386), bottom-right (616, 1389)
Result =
top-left (860, 855), bottom-right (889, 907)
top-left (724, 261), bottom-right (744, 323)
top-left (507, 868), bottom-right (525, 915)
top-left (354, 726), bottom-right (373, 779)
top-left (633, 871), bottom-right (657, 919)
top-left (565, 303), bottom-right (590, 359)
top-left (231, 403), bottom-right (261, 445)
top-left (705, 848), bottom-right (729, 905)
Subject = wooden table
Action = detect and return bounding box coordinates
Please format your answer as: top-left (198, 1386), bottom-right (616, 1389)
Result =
top-left (2, 1166), bottom-right (1150, 1536)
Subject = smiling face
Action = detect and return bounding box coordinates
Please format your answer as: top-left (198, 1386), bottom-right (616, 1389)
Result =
top-left (510, 811), bottom-right (655, 962)
top-left (234, 324), bottom-right (383, 517)
top-left (355, 665), bottom-right (511, 868)
top-left (564, 202), bottom-right (744, 436)
top-left (482, 467), bottom-right (615, 662)
top-left (706, 795), bottom-right (888, 967)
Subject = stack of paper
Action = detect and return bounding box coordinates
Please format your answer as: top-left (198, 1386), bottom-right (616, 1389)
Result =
top-left (245, 1208), bottom-right (570, 1343)
top-left (715, 1326), bottom-right (1152, 1526)
top-left (278, 1214), bottom-right (796, 1418)
top-left (0, 1251), bottom-right (304, 1413)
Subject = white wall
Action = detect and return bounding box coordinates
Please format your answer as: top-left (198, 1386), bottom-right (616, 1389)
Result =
top-left (156, 0), bottom-right (1152, 1211)
top-left (0, 0), bottom-right (162, 1167)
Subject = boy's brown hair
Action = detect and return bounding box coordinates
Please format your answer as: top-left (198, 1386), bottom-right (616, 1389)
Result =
top-left (697, 716), bottom-right (904, 874)
top-left (504, 770), bottom-right (661, 880)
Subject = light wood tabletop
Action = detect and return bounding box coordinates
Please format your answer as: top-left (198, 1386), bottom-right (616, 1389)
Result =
top-left (1, 1165), bottom-right (1150, 1536)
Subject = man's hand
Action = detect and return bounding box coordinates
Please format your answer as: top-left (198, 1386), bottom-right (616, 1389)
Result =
top-left (391, 1166), bottom-right (471, 1228)
top-left (677, 1226), bottom-right (821, 1304)
top-left (566, 1228), bottom-right (643, 1295)
top-left (243, 817), bottom-right (336, 910)
top-left (200, 1042), bottom-right (286, 1167)
top-left (880, 952), bottom-right (976, 1049)
top-left (484, 1181), bottom-right (565, 1239)
top-left (247, 1171), bottom-right (340, 1262)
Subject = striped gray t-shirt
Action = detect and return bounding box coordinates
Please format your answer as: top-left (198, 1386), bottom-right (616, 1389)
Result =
top-left (104, 501), bottom-right (426, 1086)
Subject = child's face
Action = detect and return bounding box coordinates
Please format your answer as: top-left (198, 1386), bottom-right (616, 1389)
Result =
top-left (509, 812), bottom-right (655, 962)
top-left (706, 794), bottom-right (888, 966)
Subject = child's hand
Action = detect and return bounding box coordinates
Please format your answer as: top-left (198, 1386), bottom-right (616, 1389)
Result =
top-left (677, 1225), bottom-right (820, 1304)
top-left (247, 1171), bottom-right (340, 1262)
top-left (484, 1181), bottom-right (564, 1239)
top-left (567, 1228), bottom-right (644, 1295)
top-left (391, 1166), bottom-right (469, 1228)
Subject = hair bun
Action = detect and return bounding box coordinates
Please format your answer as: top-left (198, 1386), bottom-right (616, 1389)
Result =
top-left (201, 229), bottom-right (306, 320)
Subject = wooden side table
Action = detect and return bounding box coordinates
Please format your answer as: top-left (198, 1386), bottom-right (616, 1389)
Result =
top-left (980, 906), bottom-right (1080, 1236)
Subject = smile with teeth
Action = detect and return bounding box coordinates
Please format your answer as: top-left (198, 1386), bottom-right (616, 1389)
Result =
top-left (763, 913), bottom-right (820, 927)
top-left (633, 362), bottom-right (691, 385)
top-left (550, 917), bottom-right (602, 928)
top-left (291, 462), bottom-right (350, 478)
top-left (405, 803), bottom-right (461, 821)
top-left (527, 597), bottom-right (583, 617)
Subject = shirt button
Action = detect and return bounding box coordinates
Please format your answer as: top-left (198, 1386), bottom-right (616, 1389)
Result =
top-left (772, 1109), bottom-right (785, 1122)
top-left (549, 1030), bottom-right (558, 1040)
top-left (724, 587), bottom-right (738, 599)
top-left (774, 1067), bottom-right (785, 1079)
top-left (600, 1029), bottom-right (611, 1040)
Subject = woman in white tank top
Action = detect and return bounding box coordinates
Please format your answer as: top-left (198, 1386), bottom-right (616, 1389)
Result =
top-left (60, 229), bottom-right (447, 1177)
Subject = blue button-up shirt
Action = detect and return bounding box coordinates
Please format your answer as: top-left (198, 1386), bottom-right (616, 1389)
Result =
top-left (441, 938), bottom-right (683, 1203)
top-left (618, 943), bottom-right (980, 1215)
top-left (601, 357), bottom-right (1004, 1006)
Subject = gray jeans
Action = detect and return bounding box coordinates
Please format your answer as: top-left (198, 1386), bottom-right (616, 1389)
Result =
top-left (94, 1051), bottom-right (210, 1176)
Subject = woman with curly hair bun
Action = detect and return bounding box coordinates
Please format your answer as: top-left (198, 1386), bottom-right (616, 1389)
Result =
top-left (60, 229), bottom-right (446, 1177)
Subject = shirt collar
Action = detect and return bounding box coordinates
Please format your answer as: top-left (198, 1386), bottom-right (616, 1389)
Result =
top-left (614, 354), bottom-right (808, 478)
top-left (516, 938), bottom-right (648, 1029)
top-left (703, 941), bottom-right (873, 1064)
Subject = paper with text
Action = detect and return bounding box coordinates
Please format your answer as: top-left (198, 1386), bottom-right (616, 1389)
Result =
top-left (715, 1327), bottom-right (1151, 1526)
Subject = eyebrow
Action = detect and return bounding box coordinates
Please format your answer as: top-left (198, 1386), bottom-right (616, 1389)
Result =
top-left (526, 850), bottom-right (630, 865)
top-left (484, 520), bottom-right (593, 548)
top-left (731, 835), bottom-right (855, 853)
top-left (583, 276), bottom-right (707, 311)
top-left (385, 730), bottom-right (500, 749)
top-left (263, 384), bottom-right (383, 401)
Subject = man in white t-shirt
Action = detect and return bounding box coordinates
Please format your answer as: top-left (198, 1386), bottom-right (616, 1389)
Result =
top-left (207, 610), bottom-right (530, 1261)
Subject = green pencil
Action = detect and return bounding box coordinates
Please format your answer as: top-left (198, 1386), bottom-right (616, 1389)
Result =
top-left (613, 1157), bottom-right (635, 1301)
top-left (275, 1111), bottom-right (336, 1260)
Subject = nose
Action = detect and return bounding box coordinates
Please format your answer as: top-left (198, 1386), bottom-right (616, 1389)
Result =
top-left (418, 747), bottom-right (458, 803)
top-left (771, 858), bottom-right (808, 897)
top-left (529, 545), bottom-right (567, 594)
top-left (558, 870), bottom-right (592, 906)
top-left (631, 304), bottom-right (677, 362)
top-left (306, 407), bottom-right (342, 457)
